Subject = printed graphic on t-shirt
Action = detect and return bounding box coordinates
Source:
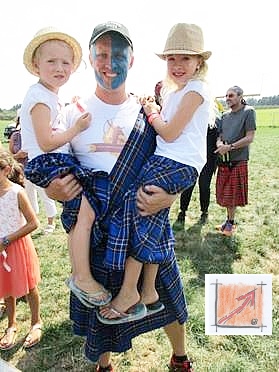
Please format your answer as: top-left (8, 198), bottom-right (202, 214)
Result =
top-left (89, 118), bottom-right (127, 156)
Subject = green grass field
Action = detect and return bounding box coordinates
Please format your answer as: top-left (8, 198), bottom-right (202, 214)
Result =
top-left (254, 107), bottom-right (279, 127)
top-left (0, 121), bottom-right (278, 371)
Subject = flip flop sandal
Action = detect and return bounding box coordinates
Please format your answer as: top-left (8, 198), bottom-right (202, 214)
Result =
top-left (65, 277), bottom-right (112, 307)
top-left (96, 303), bottom-right (147, 325)
top-left (145, 300), bottom-right (165, 316)
top-left (0, 326), bottom-right (17, 350)
top-left (23, 323), bottom-right (42, 349)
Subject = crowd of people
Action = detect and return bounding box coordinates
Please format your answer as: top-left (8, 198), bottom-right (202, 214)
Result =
top-left (0, 20), bottom-right (256, 372)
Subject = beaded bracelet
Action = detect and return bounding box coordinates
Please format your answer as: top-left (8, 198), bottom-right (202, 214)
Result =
top-left (147, 112), bottom-right (161, 125)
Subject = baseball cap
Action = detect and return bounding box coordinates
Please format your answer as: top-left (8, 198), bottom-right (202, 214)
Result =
top-left (89, 21), bottom-right (133, 50)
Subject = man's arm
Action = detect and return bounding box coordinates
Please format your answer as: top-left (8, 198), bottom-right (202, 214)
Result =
top-left (215, 130), bottom-right (255, 156)
top-left (136, 185), bottom-right (178, 216)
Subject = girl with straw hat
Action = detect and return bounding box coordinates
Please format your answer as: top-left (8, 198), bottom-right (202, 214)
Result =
top-left (98, 23), bottom-right (211, 365)
top-left (21, 27), bottom-right (113, 308)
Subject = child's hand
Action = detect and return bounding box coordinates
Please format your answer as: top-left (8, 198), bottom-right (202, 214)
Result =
top-left (139, 96), bottom-right (160, 116)
top-left (75, 113), bottom-right (91, 132)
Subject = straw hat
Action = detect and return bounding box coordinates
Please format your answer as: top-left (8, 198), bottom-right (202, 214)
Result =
top-left (156, 23), bottom-right (211, 60)
top-left (23, 27), bottom-right (82, 76)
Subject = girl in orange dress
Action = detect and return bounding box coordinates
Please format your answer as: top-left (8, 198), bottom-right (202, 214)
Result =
top-left (0, 151), bottom-right (42, 350)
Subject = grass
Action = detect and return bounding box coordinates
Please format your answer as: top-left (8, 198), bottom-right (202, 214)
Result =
top-left (255, 107), bottom-right (279, 127)
top-left (0, 122), bottom-right (278, 371)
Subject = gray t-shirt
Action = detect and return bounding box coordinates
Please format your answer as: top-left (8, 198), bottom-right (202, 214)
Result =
top-left (220, 105), bottom-right (256, 161)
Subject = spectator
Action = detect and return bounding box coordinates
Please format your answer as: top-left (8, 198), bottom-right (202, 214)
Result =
top-left (176, 100), bottom-right (220, 225)
top-left (9, 109), bottom-right (58, 234)
top-left (215, 86), bottom-right (256, 236)
top-left (0, 151), bottom-right (42, 350)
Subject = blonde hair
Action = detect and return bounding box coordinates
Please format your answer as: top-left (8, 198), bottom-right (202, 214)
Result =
top-left (0, 150), bottom-right (25, 186)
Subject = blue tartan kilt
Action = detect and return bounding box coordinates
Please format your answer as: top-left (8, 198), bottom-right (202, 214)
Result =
top-left (70, 240), bottom-right (188, 363)
top-left (24, 153), bottom-right (111, 233)
top-left (68, 111), bottom-right (189, 363)
top-left (105, 155), bottom-right (198, 270)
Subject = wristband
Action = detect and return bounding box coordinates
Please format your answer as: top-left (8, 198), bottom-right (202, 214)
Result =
top-left (147, 112), bottom-right (161, 125)
top-left (1, 237), bottom-right (10, 247)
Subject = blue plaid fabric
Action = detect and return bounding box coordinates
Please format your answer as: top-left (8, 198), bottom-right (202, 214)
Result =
top-left (69, 110), bottom-right (188, 363)
top-left (24, 153), bottom-right (111, 235)
top-left (105, 155), bottom-right (198, 270)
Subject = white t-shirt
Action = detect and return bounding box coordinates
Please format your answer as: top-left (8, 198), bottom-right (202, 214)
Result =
top-left (155, 80), bottom-right (211, 174)
top-left (21, 83), bottom-right (70, 160)
top-left (66, 94), bottom-right (141, 174)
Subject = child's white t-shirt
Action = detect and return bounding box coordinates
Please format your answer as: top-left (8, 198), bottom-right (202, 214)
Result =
top-left (21, 83), bottom-right (70, 160)
top-left (155, 80), bottom-right (211, 174)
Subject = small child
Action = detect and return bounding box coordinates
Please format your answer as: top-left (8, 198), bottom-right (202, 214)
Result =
top-left (9, 110), bottom-right (58, 235)
top-left (21, 27), bottom-right (111, 308)
top-left (0, 151), bottom-right (42, 349)
top-left (98, 23), bottom-right (212, 324)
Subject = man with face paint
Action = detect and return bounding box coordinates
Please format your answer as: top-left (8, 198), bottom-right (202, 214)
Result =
top-left (215, 85), bottom-right (256, 236)
top-left (46, 22), bottom-right (192, 372)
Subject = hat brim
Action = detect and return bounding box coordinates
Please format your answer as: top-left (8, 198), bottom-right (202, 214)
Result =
top-left (90, 29), bottom-right (133, 50)
top-left (23, 31), bottom-right (82, 76)
top-left (156, 50), bottom-right (211, 60)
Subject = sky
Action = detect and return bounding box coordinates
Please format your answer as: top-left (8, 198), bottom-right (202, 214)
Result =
top-left (1, 0), bottom-right (278, 109)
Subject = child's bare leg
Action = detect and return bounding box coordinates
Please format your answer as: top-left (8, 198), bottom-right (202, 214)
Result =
top-left (24, 287), bottom-right (42, 347)
top-left (99, 256), bottom-right (142, 318)
top-left (69, 196), bottom-right (105, 295)
top-left (4, 296), bottom-right (17, 328)
top-left (140, 263), bottom-right (159, 305)
top-left (26, 286), bottom-right (42, 326)
top-left (0, 296), bottom-right (17, 348)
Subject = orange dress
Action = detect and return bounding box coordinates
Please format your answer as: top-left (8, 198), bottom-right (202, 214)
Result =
top-left (0, 183), bottom-right (41, 298)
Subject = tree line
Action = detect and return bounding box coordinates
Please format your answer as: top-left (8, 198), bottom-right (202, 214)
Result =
top-left (218, 95), bottom-right (279, 109)
top-left (0, 104), bottom-right (22, 121)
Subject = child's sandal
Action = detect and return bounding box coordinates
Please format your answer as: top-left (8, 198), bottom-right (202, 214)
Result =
top-left (0, 326), bottom-right (17, 350)
top-left (23, 323), bottom-right (42, 349)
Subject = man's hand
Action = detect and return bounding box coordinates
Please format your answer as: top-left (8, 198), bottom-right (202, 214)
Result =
top-left (214, 142), bottom-right (231, 156)
top-left (45, 174), bottom-right (82, 201)
top-left (136, 185), bottom-right (178, 216)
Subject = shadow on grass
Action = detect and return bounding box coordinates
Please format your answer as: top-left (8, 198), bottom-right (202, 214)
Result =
top-left (172, 221), bottom-right (242, 350)
top-left (174, 221), bottom-right (241, 287)
top-left (5, 320), bottom-right (91, 372)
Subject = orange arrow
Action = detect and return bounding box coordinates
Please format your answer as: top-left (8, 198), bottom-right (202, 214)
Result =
top-left (218, 289), bottom-right (256, 325)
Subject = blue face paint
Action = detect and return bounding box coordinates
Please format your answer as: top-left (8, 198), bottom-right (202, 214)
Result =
top-left (92, 33), bottom-right (131, 90)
